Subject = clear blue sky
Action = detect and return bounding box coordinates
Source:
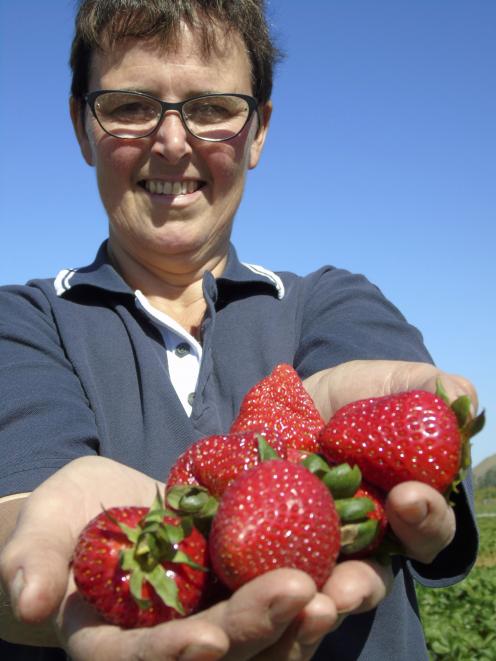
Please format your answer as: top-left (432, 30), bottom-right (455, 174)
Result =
top-left (0, 1), bottom-right (494, 466)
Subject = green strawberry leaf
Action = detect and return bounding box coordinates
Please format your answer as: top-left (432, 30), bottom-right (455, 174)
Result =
top-left (340, 519), bottom-right (379, 555)
top-left (451, 395), bottom-right (472, 428)
top-left (146, 564), bottom-right (185, 615)
top-left (103, 508), bottom-right (142, 544)
top-left (149, 486), bottom-right (166, 514)
top-left (257, 434), bottom-right (281, 460)
top-left (130, 569), bottom-right (151, 609)
top-left (302, 453), bottom-right (331, 477)
top-left (180, 516), bottom-right (194, 538)
top-left (145, 507), bottom-right (175, 524)
top-left (335, 497), bottom-right (375, 523)
top-left (120, 551), bottom-right (151, 609)
top-left (322, 464), bottom-right (362, 499)
top-left (162, 523), bottom-right (186, 545)
top-left (166, 485), bottom-right (218, 518)
top-left (302, 456), bottom-right (362, 498)
top-left (171, 548), bottom-right (208, 572)
top-left (463, 409), bottom-right (486, 440)
top-left (435, 379), bottom-right (451, 406)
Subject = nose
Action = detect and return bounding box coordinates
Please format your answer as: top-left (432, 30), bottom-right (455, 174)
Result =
top-left (150, 111), bottom-right (192, 163)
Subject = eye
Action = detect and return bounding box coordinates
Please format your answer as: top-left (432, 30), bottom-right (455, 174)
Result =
top-left (186, 101), bottom-right (233, 123)
top-left (96, 94), bottom-right (159, 124)
top-left (184, 96), bottom-right (249, 125)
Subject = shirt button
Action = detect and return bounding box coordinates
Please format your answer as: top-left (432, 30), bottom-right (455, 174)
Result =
top-left (187, 392), bottom-right (195, 407)
top-left (175, 342), bottom-right (191, 357)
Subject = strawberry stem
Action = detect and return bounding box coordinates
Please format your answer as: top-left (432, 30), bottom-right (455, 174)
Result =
top-left (111, 490), bottom-right (207, 614)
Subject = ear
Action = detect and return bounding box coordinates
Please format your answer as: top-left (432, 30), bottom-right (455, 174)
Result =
top-left (249, 101), bottom-right (272, 170)
top-left (70, 96), bottom-right (95, 166)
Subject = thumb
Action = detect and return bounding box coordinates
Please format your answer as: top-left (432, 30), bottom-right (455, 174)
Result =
top-left (385, 482), bottom-right (456, 565)
top-left (1, 490), bottom-right (77, 624)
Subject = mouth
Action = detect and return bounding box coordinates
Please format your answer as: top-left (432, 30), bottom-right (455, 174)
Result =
top-left (139, 179), bottom-right (205, 196)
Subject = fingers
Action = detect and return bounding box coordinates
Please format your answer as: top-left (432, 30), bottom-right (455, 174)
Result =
top-left (59, 592), bottom-right (229, 661)
top-left (417, 371), bottom-right (478, 412)
top-left (250, 592), bottom-right (337, 661)
top-left (0, 496), bottom-right (75, 624)
top-left (386, 481), bottom-right (456, 564)
top-left (200, 568), bottom-right (324, 661)
top-left (321, 559), bottom-right (392, 621)
top-left (303, 360), bottom-right (478, 421)
top-left (0, 457), bottom-right (161, 624)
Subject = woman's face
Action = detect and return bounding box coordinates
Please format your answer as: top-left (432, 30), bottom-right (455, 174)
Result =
top-left (72, 27), bottom-right (271, 272)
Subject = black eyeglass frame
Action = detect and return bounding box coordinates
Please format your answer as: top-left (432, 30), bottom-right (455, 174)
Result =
top-left (84, 90), bottom-right (261, 142)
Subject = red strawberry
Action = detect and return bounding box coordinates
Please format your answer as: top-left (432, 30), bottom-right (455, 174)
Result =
top-left (319, 387), bottom-right (484, 494)
top-left (72, 494), bottom-right (209, 628)
top-left (338, 483), bottom-right (388, 559)
top-left (230, 364), bottom-right (324, 455)
top-left (166, 430), bottom-right (288, 498)
top-left (209, 459), bottom-right (341, 591)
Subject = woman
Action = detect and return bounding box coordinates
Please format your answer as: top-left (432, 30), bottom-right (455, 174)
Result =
top-left (0, 1), bottom-right (478, 659)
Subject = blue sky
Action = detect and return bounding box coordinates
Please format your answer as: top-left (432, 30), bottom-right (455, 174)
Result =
top-left (0, 1), bottom-right (494, 466)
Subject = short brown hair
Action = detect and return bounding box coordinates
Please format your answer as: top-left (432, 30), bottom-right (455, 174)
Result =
top-left (70, 0), bottom-right (282, 104)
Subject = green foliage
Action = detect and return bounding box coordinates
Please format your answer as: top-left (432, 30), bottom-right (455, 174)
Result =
top-left (474, 486), bottom-right (496, 515)
top-left (416, 516), bottom-right (496, 660)
top-left (476, 516), bottom-right (496, 565)
top-left (476, 466), bottom-right (496, 489)
top-left (417, 567), bottom-right (496, 660)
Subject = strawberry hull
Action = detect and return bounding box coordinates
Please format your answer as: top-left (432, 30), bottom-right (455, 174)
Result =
top-left (72, 505), bottom-right (210, 628)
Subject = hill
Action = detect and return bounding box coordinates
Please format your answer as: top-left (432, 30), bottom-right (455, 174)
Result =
top-left (473, 454), bottom-right (496, 489)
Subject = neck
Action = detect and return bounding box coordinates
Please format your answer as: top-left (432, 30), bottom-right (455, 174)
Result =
top-left (107, 240), bottom-right (228, 337)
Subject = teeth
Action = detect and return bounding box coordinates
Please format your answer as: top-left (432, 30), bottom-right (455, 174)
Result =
top-left (144, 180), bottom-right (199, 196)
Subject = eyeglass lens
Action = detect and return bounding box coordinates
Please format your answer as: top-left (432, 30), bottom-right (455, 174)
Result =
top-left (93, 92), bottom-right (251, 140)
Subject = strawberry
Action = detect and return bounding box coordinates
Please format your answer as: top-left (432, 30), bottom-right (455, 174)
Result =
top-left (72, 493), bottom-right (209, 628)
top-left (166, 430), bottom-right (288, 498)
top-left (230, 363), bottom-right (325, 455)
top-left (318, 386), bottom-right (484, 495)
top-left (208, 459), bottom-right (341, 591)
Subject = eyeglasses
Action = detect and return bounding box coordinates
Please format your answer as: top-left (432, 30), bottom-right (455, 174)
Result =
top-left (84, 90), bottom-right (259, 142)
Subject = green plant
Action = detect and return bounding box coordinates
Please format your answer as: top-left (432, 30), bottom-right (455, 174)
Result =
top-left (416, 513), bottom-right (496, 659)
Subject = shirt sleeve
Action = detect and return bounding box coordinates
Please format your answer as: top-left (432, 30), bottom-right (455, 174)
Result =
top-left (0, 285), bottom-right (99, 496)
top-left (292, 266), bottom-right (478, 586)
top-left (294, 266), bottom-right (432, 375)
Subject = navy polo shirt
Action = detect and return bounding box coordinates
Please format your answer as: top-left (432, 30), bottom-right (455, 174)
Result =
top-left (0, 242), bottom-right (477, 660)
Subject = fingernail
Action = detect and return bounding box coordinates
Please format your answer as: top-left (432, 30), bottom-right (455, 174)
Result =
top-left (397, 500), bottom-right (428, 525)
top-left (11, 569), bottom-right (25, 618)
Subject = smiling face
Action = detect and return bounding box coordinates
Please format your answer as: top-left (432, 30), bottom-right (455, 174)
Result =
top-left (72, 26), bottom-right (271, 275)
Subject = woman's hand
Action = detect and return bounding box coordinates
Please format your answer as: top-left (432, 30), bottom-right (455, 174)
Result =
top-left (0, 456), bottom-right (337, 660)
top-left (0, 359), bottom-right (474, 660)
top-left (303, 359), bottom-right (477, 422)
top-left (0, 467), bottom-right (457, 661)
